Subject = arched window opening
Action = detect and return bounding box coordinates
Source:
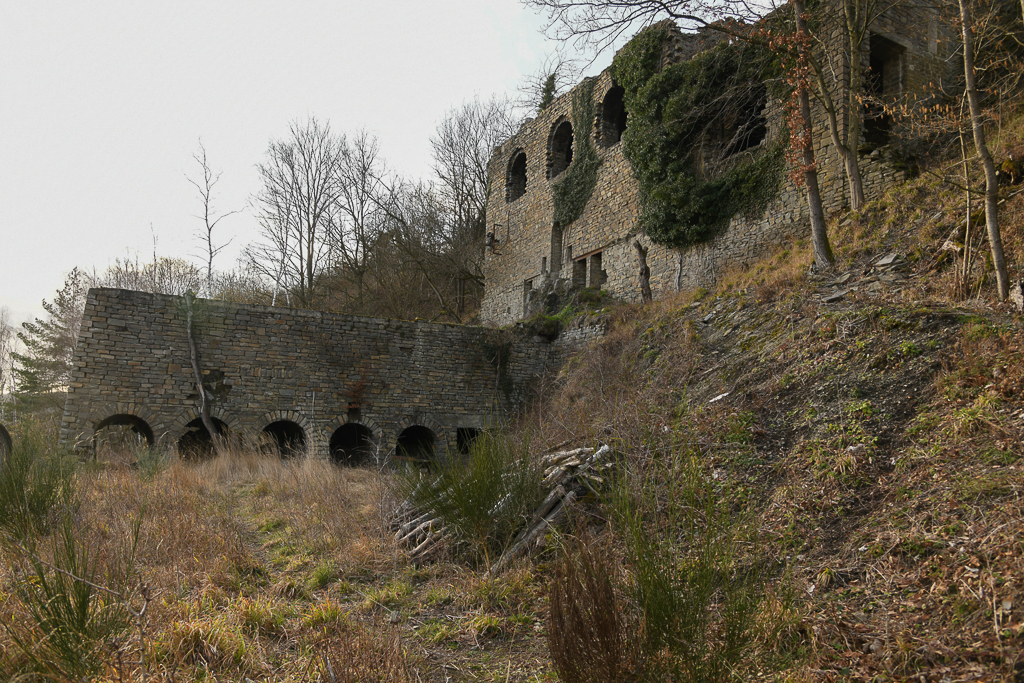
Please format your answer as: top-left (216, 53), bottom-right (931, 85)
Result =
top-left (177, 417), bottom-right (228, 461)
top-left (396, 425), bottom-right (437, 463)
top-left (548, 120), bottom-right (574, 179)
top-left (261, 420), bottom-right (306, 459)
top-left (94, 414), bottom-right (155, 464)
top-left (599, 86), bottom-right (628, 147)
top-left (506, 151), bottom-right (527, 202)
top-left (330, 423), bottom-right (375, 466)
top-left (723, 84), bottom-right (767, 157)
top-left (0, 423), bottom-right (11, 463)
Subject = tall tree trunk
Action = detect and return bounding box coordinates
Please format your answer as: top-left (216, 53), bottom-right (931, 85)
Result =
top-left (843, 0), bottom-right (867, 210)
top-left (959, 0), bottom-right (1009, 300)
top-left (185, 293), bottom-right (224, 456)
top-left (795, 0), bottom-right (835, 269)
top-left (634, 240), bottom-right (652, 303)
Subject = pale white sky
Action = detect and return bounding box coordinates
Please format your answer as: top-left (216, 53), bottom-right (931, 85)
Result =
top-left (0, 1), bottom-right (612, 326)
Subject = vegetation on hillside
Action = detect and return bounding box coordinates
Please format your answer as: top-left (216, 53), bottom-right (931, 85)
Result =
top-left (1, 107), bottom-right (1022, 678)
top-left (3, 1), bottom-right (1024, 678)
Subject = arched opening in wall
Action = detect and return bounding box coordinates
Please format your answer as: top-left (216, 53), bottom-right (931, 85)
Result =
top-left (865, 34), bottom-right (905, 146)
top-left (456, 427), bottom-right (481, 456)
top-left (548, 120), bottom-right (574, 179)
top-left (261, 420), bottom-right (306, 459)
top-left (395, 425), bottom-right (437, 463)
top-left (330, 423), bottom-right (375, 466)
top-left (722, 84), bottom-right (767, 157)
top-left (0, 423), bottom-right (11, 464)
top-left (94, 414), bottom-right (156, 465)
top-left (598, 85), bottom-right (628, 147)
top-left (506, 150), bottom-right (527, 202)
top-left (177, 417), bottom-right (229, 461)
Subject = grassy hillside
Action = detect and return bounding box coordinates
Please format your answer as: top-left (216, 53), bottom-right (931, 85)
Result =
top-left (1, 125), bottom-right (1023, 681)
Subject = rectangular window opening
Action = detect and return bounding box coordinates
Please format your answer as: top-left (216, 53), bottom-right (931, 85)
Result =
top-left (588, 252), bottom-right (604, 289)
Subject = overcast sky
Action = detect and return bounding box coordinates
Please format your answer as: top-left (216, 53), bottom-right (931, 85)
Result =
top-left (1, 1), bottom-right (608, 327)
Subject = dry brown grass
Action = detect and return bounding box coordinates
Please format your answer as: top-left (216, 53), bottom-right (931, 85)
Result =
top-left (548, 533), bottom-right (638, 683)
top-left (0, 440), bottom-right (403, 682)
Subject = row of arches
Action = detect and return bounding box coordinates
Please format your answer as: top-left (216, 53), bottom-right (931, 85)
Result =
top-left (506, 85), bottom-right (627, 203)
top-left (87, 413), bottom-right (469, 466)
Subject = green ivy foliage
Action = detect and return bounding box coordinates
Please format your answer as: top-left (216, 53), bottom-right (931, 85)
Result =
top-left (611, 27), bottom-right (787, 248)
top-left (552, 78), bottom-right (602, 226)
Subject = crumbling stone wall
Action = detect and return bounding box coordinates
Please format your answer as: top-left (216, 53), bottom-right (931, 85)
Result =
top-left (481, 2), bottom-right (956, 325)
top-left (61, 288), bottom-right (593, 459)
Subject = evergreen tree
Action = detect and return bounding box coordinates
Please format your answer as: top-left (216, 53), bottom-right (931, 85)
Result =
top-left (13, 268), bottom-right (88, 397)
top-left (538, 72), bottom-right (557, 112)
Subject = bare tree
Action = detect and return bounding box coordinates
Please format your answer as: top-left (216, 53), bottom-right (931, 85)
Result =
top-left (187, 141), bottom-right (239, 298)
top-left (523, 0), bottom-right (895, 211)
top-left (212, 265), bottom-right (273, 306)
top-left (792, 0), bottom-right (834, 268)
top-left (517, 51), bottom-right (582, 112)
top-left (98, 255), bottom-right (203, 296)
top-left (0, 307), bottom-right (16, 415)
top-left (523, 0), bottom-right (766, 53)
top-left (428, 97), bottom-right (520, 316)
top-left (331, 130), bottom-right (390, 311)
top-left (958, 0), bottom-right (1009, 299)
top-left (252, 117), bottom-right (344, 308)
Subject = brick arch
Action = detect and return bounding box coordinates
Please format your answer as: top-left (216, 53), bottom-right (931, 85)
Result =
top-left (597, 83), bottom-right (627, 147)
top-left (169, 406), bottom-right (242, 439)
top-left (391, 414), bottom-right (449, 458)
top-left (547, 116), bottom-right (574, 179)
top-left (87, 402), bottom-right (164, 444)
top-left (324, 414), bottom-right (383, 465)
top-left (255, 410), bottom-right (312, 458)
top-left (506, 148), bottom-right (527, 202)
top-left (255, 409), bottom-right (312, 435)
top-left (322, 414), bottom-right (383, 447)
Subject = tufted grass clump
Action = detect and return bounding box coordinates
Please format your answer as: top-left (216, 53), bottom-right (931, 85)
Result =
top-left (0, 418), bottom-right (76, 540)
top-left (3, 512), bottom-right (140, 682)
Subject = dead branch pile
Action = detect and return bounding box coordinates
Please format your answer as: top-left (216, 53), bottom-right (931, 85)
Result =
top-left (390, 444), bottom-right (612, 570)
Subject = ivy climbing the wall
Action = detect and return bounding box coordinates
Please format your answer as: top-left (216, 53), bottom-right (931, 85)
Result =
top-left (552, 78), bottom-right (602, 226)
top-left (611, 26), bottom-right (787, 248)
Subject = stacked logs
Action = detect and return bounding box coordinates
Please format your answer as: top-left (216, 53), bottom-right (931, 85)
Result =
top-left (391, 444), bottom-right (612, 571)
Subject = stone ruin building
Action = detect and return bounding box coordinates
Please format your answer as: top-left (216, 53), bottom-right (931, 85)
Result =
top-left (58, 288), bottom-right (603, 462)
top-left (44, 4), bottom-right (961, 462)
top-left (480, 3), bottom-right (958, 324)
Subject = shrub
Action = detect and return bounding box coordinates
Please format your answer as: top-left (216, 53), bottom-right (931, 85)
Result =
top-left (4, 512), bottom-right (139, 680)
top-left (0, 420), bottom-right (76, 540)
top-left (396, 431), bottom-right (545, 570)
top-left (608, 449), bottom-right (773, 681)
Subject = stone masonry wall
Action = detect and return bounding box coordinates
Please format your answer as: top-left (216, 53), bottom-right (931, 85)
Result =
top-left (61, 289), bottom-right (593, 459)
top-left (480, 1), bottom-right (957, 325)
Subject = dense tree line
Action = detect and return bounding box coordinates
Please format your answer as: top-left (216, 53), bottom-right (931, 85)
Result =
top-left (9, 98), bottom-right (519, 400)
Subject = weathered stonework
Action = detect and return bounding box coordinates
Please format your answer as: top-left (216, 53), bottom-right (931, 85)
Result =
top-left (61, 288), bottom-right (599, 460)
top-left (481, 4), bottom-right (957, 325)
